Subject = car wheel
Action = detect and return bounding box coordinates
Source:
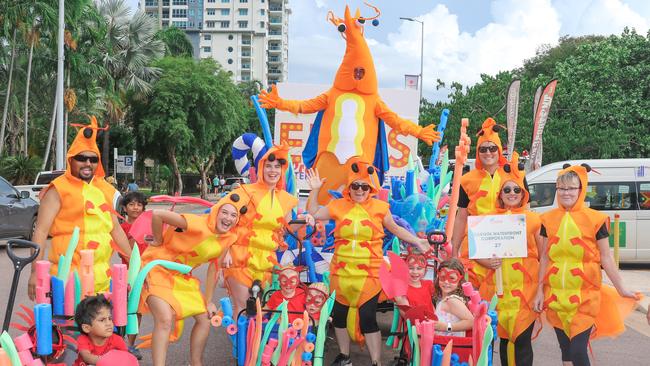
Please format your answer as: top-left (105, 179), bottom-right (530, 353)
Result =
top-left (26, 216), bottom-right (37, 240)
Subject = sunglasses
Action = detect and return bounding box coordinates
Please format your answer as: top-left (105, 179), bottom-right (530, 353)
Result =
top-left (478, 145), bottom-right (499, 154)
top-left (502, 186), bottom-right (522, 194)
top-left (72, 155), bottom-right (99, 164)
top-left (350, 183), bottom-right (370, 191)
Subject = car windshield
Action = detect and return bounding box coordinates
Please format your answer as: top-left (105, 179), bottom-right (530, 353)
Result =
top-left (36, 172), bottom-right (64, 185)
top-left (226, 178), bottom-right (243, 184)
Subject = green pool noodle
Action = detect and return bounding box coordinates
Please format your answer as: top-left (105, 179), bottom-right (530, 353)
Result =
top-left (412, 323), bottom-right (420, 366)
top-left (488, 294), bottom-right (498, 312)
top-left (406, 319), bottom-right (414, 359)
top-left (477, 323), bottom-right (494, 366)
top-left (56, 254), bottom-right (64, 279)
top-left (313, 291), bottom-right (335, 366)
top-left (127, 243), bottom-right (141, 289)
top-left (256, 302), bottom-right (287, 366)
top-left (74, 270), bottom-right (81, 309)
top-left (0, 331), bottom-right (20, 366)
top-left (322, 271), bottom-right (330, 290)
top-left (386, 237), bottom-right (401, 347)
top-left (399, 185), bottom-right (406, 200)
top-left (426, 174), bottom-right (436, 200)
top-left (271, 300), bottom-right (289, 365)
top-left (126, 260), bottom-right (192, 335)
top-left (57, 226), bottom-right (79, 283)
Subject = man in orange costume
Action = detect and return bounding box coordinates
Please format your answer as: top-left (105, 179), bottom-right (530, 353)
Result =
top-left (451, 117), bottom-right (507, 286)
top-left (28, 117), bottom-right (131, 299)
top-left (259, 4), bottom-right (440, 205)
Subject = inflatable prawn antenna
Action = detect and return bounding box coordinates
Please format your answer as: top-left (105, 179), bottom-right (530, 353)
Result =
top-left (258, 2), bottom-right (441, 205)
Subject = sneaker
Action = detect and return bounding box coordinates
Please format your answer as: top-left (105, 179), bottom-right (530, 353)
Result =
top-left (128, 345), bottom-right (143, 360)
top-left (331, 353), bottom-right (352, 366)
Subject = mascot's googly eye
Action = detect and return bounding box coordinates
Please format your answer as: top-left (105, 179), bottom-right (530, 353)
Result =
top-left (492, 125), bottom-right (502, 132)
top-left (351, 163), bottom-right (359, 173)
top-left (83, 128), bottom-right (93, 138)
top-left (372, 19), bottom-right (379, 26)
top-left (367, 166), bottom-right (375, 175)
top-left (503, 165), bottom-right (511, 173)
top-left (337, 23), bottom-right (346, 32)
top-left (518, 162), bottom-right (525, 171)
top-left (267, 153), bottom-right (276, 162)
top-left (240, 206), bottom-right (248, 215)
top-left (356, 19), bottom-right (365, 27)
top-left (581, 163), bottom-right (592, 172)
top-left (230, 194), bottom-right (240, 202)
top-left (278, 158), bottom-right (287, 166)
top-left (477, 130), bottom-right (485, 137)
top-left (563, 163), bottom-right (571, 169)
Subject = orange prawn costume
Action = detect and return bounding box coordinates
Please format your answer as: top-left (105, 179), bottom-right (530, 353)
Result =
top-left (479, 152), bottom-right (541, 365)
top-left (541, 164), bottom-right (638, 341)
top-left (258, 3), bottom-right (440, 205)
top-left (459, 117), bottom-right (507, 285)
top-left (44, 116), bottom-right (120, 292)
top-left (326, 158), bottom-right (388, 342)
top-left (223, 145), bottom-right (299, 288)
top-left (138, 192), bottom-right (246, 341)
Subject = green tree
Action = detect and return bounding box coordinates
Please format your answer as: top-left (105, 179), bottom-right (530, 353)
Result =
top-left (155, 26), bottom-right (193, 57)
top-left (133, 57), bottom-right (248, 196)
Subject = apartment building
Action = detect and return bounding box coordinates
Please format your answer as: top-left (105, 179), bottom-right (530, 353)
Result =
top-left (141, 0), bottom-right (290, 86)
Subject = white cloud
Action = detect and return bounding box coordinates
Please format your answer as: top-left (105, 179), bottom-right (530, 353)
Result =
top-left (287, 0), bottom-right (650, 101)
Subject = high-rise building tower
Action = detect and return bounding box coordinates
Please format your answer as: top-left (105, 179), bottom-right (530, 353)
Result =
top-left (141, 0), bottom-right (290, 86)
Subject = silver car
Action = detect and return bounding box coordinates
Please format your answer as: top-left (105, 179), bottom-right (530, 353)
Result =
top-left (0, 176), bottom-right (39, 241)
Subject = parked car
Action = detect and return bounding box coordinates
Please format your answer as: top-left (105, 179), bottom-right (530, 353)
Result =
top-left (14, 170), bottom-right (65, 202)
top-left (223, 176), bottom-right (250, 192)
top-left (0, 175), bottom-right (39, 242)
top-left (527, 158), bottom-right (650, 263)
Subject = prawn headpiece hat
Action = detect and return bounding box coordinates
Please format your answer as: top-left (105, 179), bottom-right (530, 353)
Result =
top-left (343, 157), bottom-right (380, 197)
top-left (67, 116), bottom-right (108, 178)
top-left (207, 191), bottom-right (249, 233)
top-left (557, 163), bottom-right (592, 211)
top-left (475, 117), bottom-right (507, 170)
top-left (501, 151), bottom-right (529, 206)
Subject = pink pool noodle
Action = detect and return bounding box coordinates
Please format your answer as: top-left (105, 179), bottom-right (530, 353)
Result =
top-left (462, 282), bottom-right (481, 315)
top-left (29, 358), bottom-right (44, 366)
top-left (262, 339), bottom-right (278, 366)
top-left (64, 273), bottom-right (75, 316)
top-left (19, 350), bottom-right (35, 365)
top-left (378, 188), bottom-right (389, 202)
top-left (34, 261), bottom-right (51, 304)
top-left (417, 320), bottom-right (434, 366)
top-left (13, 333), bottom-right (33, 352)
top-left (80, 250), bottom-right (94, 298)
top-left (111, 264), bottom-right (128, 326)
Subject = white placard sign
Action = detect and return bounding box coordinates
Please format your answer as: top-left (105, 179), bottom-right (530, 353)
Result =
top-left (467, 214), bottom-right (527, 259)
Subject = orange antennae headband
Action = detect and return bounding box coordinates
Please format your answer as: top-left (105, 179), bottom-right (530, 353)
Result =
top-left (359, 2), bottom-right (381, 21)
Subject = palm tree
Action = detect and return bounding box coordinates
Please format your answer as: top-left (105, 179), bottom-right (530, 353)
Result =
top-left (95, 0), bottom-right (164, 169)
top-left (155, 26), bottom-right (194, 57)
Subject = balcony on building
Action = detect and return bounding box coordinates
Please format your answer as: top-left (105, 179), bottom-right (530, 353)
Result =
top-left (241, 50), bottom-right (252, 58)
top-left (269, 17), bottom-right (282, 25)
top-left (267, 55), bottom-right (280, 64)
top-left (268, 69), bottom-right (282, 75)
top-left (268, 43), bottom-right (281, 53)
top-left (162, 0), bottom-right (170, 6)
top-left (241, 37), bottom-right (252, 47)
top-left (241, 63), bottom-right (251, 70)
top-left (145, 0), bottom-right (158, 7)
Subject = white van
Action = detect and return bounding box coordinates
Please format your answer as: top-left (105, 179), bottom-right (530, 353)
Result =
top-left (526, 159), bottom-right (650, 263)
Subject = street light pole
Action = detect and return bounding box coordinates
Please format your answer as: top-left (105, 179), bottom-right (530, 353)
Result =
top-left (55, 0), bottom-right (65, 169)
top-left (400, 17), bottom-right (424, 103)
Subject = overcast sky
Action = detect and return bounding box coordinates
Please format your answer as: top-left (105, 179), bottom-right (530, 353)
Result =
top-left (126, 0), bottom-right (650, 101)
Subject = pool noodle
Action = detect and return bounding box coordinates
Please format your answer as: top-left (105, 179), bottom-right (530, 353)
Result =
top-left (34, 304), bottom-right (52, 355)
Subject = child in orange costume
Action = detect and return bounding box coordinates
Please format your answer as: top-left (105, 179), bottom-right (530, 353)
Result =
top-left (480, 152), bottom-right (542, 366)
top-left (258, 3), bottom-right (440, 206)
top-left (222, 145), bottom-right (309, 315)
top-left (140, 192), bottom-right (246, 366)
top-left (533, 164), bottom-right (638, 366)
top-left (29, 116), bottom-right (131, 296)
top-left (451, 117), bottom-right (508, 286)
top-left (306, 157), bottom-right (430, 366)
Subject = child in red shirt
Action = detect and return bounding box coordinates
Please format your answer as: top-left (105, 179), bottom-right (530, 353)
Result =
top-left (265, 266), bottom-right (306, 322)
top-left (73, 295), bottom-right (133, 366)
top-left (395, 249), bottom-right (435, 320)
top-left (120, 191), bottom-right (148, 259)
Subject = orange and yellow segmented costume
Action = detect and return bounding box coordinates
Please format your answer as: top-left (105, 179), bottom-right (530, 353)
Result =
top-left (459, 118), bottom-right (507, 286)
top-left (258, 4), bottom-right (440, 205)
top-left (479, 152), bottom-right (541, 364)
top-left (45, 116), bottom-right (120, 292)
top-left (540, 165), bottom-right (610, 339)
top-left (223, 145), bottom-right (299, 288)
top-left (326, 158), bottom-right (387, 342)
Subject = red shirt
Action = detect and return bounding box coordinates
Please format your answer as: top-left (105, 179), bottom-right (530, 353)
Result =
top-left (120, 221), bottom-right (148, 265)
top-left (74, 334), bottom-right (127, 366)
top-left (406, 280), bottom-right (435, 315)
top-left (265, 289), bottom-right (307, 322)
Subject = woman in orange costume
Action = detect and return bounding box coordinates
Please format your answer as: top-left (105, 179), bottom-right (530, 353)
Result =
top-left (140, 192), bottom-right (246, 366)
top-left (28, 116), bottom-right (131, 297)
top-left (306, 158), bottom-right (430, 366)
top-left (479, 152), bottom-right (542, 366)
top-left (258, 4), bottom-right (440, 206)
top-left (451, 117), bottom-right (507, 286)
top-left (533, 164), bottom-right (638, 366)
top-left (222, 145), bottom-right (309, 315)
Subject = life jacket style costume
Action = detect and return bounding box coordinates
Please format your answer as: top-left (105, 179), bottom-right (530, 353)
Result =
top-left (139, 192), bottom-right (246, 321)
top-left (459, 118), bottom-right (507, 285)
top-left (479, 152), bottom-right (541, 364)
top-left (44, 117), bottom-right (120, 292)
top-left (326, 158), bottom-right (389, 342)
top-left (223, 145), bottom-right (299, 288)
top-left (258, 4), bottom-right (440, 205)
top-left (541, 164), bottom-right (635, 339)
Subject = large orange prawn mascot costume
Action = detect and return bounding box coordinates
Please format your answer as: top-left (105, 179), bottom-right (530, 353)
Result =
top-left (258, 3), bottom-right (440, 205)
